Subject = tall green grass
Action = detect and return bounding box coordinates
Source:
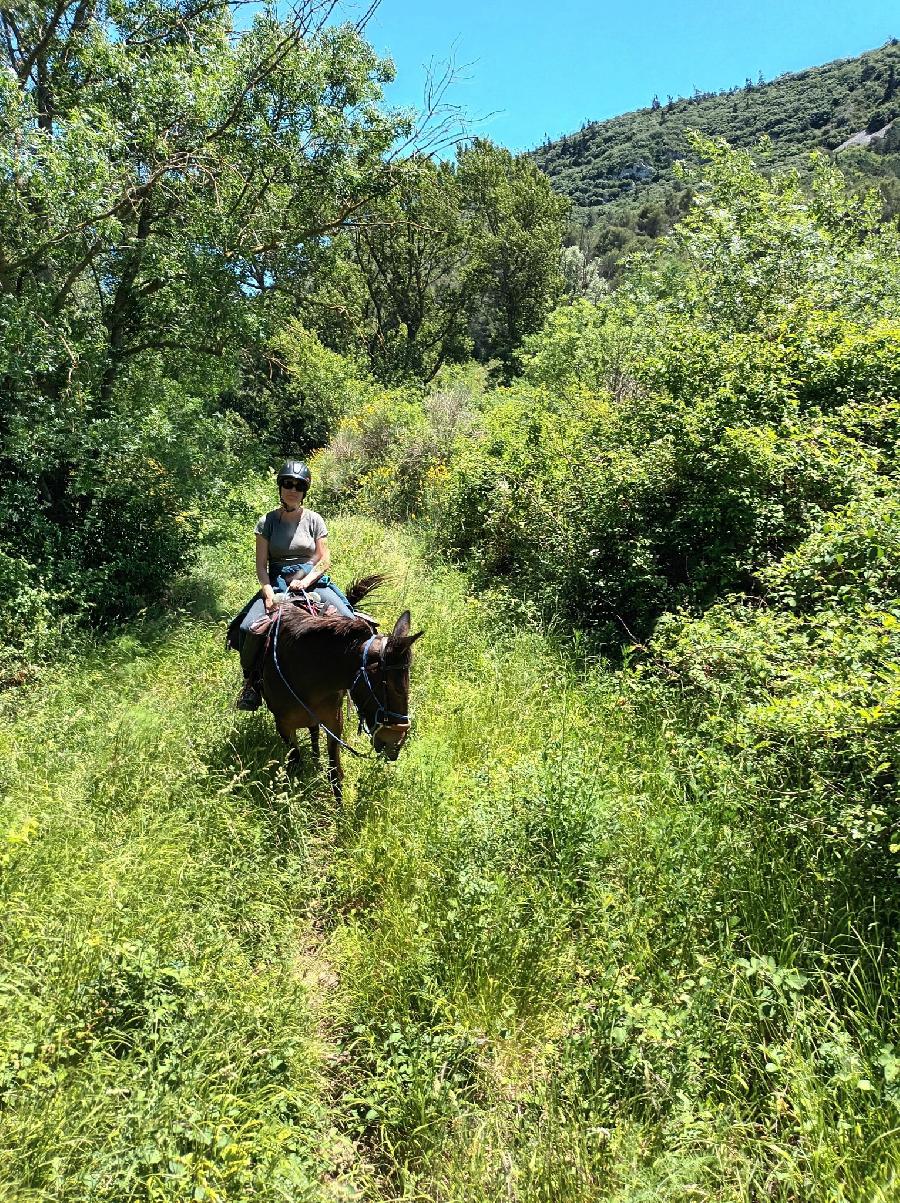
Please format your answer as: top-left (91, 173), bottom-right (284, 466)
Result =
top-left (2, 503), bottom-right (899, 1200)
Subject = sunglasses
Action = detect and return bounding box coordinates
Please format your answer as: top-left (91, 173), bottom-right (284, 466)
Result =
top-left (279, 478), bottom-right (307, 491)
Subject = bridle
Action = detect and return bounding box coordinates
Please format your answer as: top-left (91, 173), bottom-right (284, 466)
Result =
top-left (350, 634), bottom-right (412, 748)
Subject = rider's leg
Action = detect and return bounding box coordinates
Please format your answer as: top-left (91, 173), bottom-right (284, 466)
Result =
top-left (313, 583), bottom-right (355, 618)
top-left (236, 596), bottom-right (268, 710)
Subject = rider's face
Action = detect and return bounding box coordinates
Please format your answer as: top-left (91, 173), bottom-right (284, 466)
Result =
top-left (280, 482), bottom-right (306, 504)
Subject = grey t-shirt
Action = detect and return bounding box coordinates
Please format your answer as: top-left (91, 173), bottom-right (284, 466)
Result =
top-left (255, 508), bottom-right (328, 574)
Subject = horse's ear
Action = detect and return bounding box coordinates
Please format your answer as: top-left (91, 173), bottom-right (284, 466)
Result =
top-left (385, 628), bottom-right (423, 662)
top-left (392, 611), bottom-right (411, 639)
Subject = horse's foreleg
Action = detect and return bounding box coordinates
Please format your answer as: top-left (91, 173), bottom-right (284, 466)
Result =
top-left (275, 716), bottom-right (300, 773)
top-left (309, 725), bottom-right (321, 762)
top-left (327, 738), bottom-right (343, 802)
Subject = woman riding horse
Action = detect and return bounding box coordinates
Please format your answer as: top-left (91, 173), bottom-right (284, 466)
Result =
top-left (236, 459), bottom-right (355, 710)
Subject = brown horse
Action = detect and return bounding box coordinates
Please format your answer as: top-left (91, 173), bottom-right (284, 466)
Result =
top-left (259, 579), bottom-right (422, 798)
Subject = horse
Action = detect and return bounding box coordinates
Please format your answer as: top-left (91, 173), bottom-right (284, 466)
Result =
top-left (258, 576), bottom-right (423, 799)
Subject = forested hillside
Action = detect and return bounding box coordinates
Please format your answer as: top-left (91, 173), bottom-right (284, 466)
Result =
top-left (532, 39), bottom-right (900, 276)
top-left (4, 3), bottom-right (900, 1199)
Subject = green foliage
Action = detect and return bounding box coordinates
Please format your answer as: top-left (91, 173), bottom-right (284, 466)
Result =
top-left (0, 552), bottom-right (58, 679)
top-left (391, 147), bottom-right (900, 644)
top-left (301, 140), bottom-right (568, 384)
top-left (312, 363), bottom-right (487, 521)
top-left (644, 468), bottom-right (900, 890)
top-left (232, 322), bottom-right (375, 459)
top-left (764, 488), bottom-right (900, 612)
top-left (456, 139), bottom-right (570, 373)
top-left (0, 0), bottom-right (405, 662)
top-left (327, 156), bottom-right (476, 384)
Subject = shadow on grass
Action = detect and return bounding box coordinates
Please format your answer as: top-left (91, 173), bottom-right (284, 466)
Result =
top-left (204, 710), bottom-right (338, 850)
top-left (167, 572), bottom-right (232, 622)
top-left (65, 584), bottom-right (231, 674)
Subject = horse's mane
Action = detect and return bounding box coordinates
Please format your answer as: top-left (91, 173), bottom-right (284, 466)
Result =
top-left (279, 606), bottom-right (372, 645)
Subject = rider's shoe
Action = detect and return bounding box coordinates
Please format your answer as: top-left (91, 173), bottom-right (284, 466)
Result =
top-left (235, 680), bottom-right (262, 711)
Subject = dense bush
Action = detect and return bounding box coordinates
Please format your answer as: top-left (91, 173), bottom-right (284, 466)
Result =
top-left (311, 363), bottom-right (487, 522)
top-left (315, 147), bottom-right (900, 645)
top-left (415, 145), bottom-right (900, 639)
top-left (227, 322), bottom-right (375, 461)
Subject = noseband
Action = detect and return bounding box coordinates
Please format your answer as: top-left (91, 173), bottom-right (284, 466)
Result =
top-left (351, 635), bottom-right (411, 746)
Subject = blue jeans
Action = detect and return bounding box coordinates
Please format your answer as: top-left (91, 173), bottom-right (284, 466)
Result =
top-left (272, 562), bottom-right (355, 618)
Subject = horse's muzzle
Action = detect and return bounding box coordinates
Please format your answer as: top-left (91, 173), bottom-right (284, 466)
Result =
top-left (373, 721), bottom-right (410, 760)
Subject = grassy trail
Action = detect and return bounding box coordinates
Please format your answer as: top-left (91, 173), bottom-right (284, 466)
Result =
top-left (2, 512), bottom-right (899, 1201)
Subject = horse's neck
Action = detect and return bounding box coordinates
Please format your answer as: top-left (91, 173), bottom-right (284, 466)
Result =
top-left (294, 632), bottom-right (367, 691)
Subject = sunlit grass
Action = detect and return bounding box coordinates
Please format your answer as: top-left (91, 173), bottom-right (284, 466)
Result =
top-left (1, 503), bottom-right (899, 1200)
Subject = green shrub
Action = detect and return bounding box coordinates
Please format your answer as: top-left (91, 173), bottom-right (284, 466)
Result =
top-left (230, 322), bottom-right (375, 458)
top-left (763, 488), bottom-right (900, 612)
top-left (312, 365), bottom-right (485, 521)
top-left (429, 376), bottom-right (880, 641)
top-left (0, 552), bottom-right (61, 681)
top-left (399, 148), bottom-right (900, 642)
top-left (649, 588), bottom-right (900, 892)
top-left (0, 367), bottom-right (240, 657)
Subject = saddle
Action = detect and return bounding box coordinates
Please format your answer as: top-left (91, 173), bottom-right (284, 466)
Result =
top-left (225, 592), bottom-right (378, 652)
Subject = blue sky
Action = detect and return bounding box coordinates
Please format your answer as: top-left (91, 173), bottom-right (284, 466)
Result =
top-left (353, 0), bottom-right (900, 152)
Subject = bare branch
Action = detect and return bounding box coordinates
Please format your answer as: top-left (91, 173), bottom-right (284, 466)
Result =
top-left (386, 51), bottom-right (475, 163)
top-left (352, 0), bottom-right (381, 34)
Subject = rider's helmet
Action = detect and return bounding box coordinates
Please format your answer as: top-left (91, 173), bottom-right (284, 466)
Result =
top-left (276, 460), bottom-right (312, 492)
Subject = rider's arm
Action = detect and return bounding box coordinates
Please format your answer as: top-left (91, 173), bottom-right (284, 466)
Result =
top-left (256, 534), bottom-right (275, 610)
top-left (290, 537), bottom-right (330, 590)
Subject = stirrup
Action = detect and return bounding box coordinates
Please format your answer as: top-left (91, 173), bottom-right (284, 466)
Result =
top-left (235, 681), bottom-right (262, 711)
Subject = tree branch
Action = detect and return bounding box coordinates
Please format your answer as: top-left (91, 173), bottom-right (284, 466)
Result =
top-left (15, 0), bottom-right (71, 86)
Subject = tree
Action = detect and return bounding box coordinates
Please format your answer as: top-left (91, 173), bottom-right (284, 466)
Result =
top-left (298, 139), bottom-right (569, 384)
top-left (351, 156), bottom-right (476, 383)
top-left (0, 1), bottom-right (403, 403)
top-left (0, 0), bottom-right (407, 629)
top-left (456, 139), bottom-right (569, 375)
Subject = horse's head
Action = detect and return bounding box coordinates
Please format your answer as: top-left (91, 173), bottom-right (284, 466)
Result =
top-left (352, 610), bottom-right (423, 760)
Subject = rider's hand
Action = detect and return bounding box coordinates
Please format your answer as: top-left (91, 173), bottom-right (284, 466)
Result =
top-left (288, 578), bottom-right (307, 593)
top-left (262, 587), bottom-right (276, 613)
